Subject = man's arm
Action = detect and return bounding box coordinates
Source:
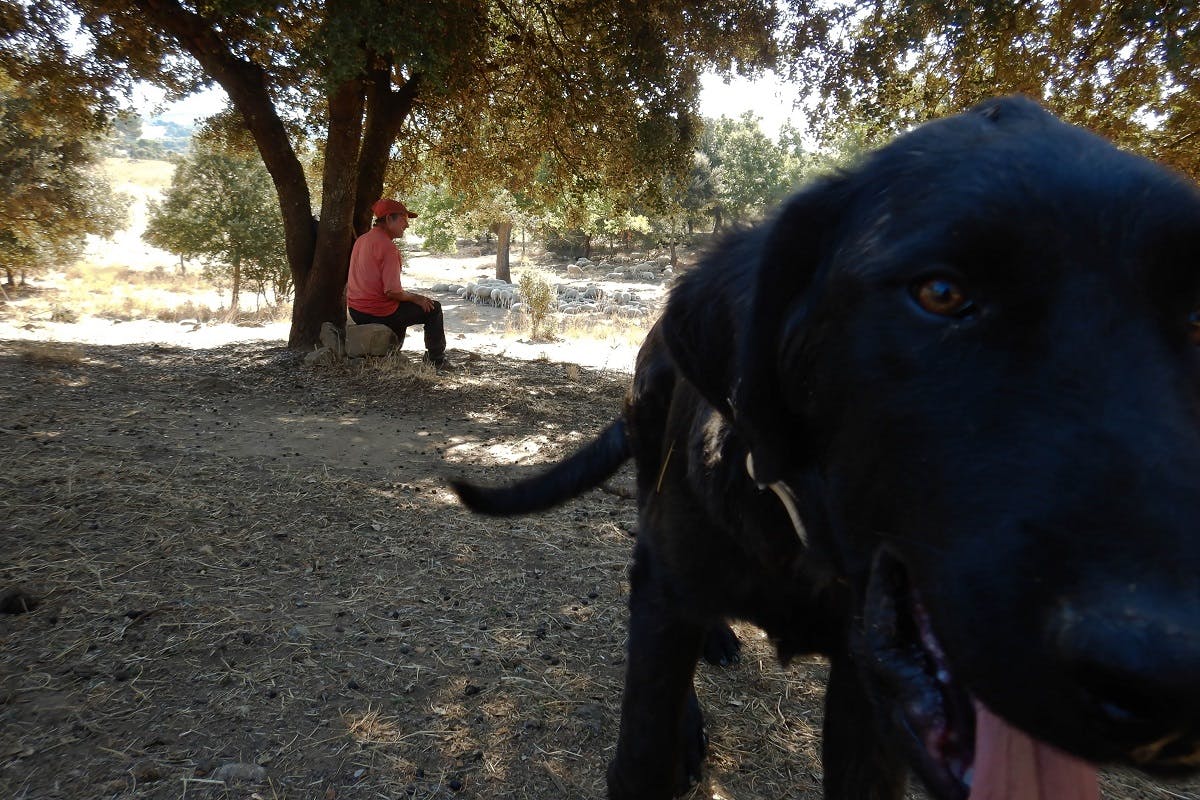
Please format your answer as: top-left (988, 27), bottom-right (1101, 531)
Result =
top-left (377, 239), bottom-right (434, 312)
top-left (386, 288), bottom-right (434, 312)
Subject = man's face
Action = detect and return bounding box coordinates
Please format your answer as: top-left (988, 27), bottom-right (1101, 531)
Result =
top-left (385, 213), bottom-right (409, 238)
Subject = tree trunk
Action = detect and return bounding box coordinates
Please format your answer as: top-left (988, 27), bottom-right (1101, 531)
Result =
top-left (135, 2), bottom-right (424, 349)
top-left (583, 233), bottom-right (592, 260)
top-left (4, 266), bottom-right (13, 286)
top-left (494, 222), bottom-right (512, 283)
top-left (289, 78), bottom-right (365, 346)
top-left (713, 206), bottom-right (724, 234)
top-left (136, 0), bottom-right (317, 334)
top-left (353, 67), bottom-right (421, 235)
top-left (230, 252), bottom-right (241, 311)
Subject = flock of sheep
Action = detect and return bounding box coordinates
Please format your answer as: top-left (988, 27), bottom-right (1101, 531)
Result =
top-left (430, 255), bottom-right (676, 319)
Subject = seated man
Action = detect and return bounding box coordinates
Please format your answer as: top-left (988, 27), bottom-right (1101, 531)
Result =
top-left (347, 198), bottom-right (450, 367)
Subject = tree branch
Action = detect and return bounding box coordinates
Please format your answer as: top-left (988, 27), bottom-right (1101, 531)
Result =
top-left (353, 60), bottom-right (422, 233)
top-left (132, 0), bottom-right (317, 288)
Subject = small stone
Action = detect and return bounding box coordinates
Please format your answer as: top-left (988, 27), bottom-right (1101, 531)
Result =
top-left (210, 762), bottom-right (268, 784)
top-left (0, 587), bottom-right (39, 614)
top-left (319, 321), bottom-right (346, 358)
top-left (131, 760), bottom-right (163, 782)
top-left (304, 347), bottom-right (337, 367)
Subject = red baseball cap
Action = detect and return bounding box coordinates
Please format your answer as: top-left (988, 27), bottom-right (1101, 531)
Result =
top-left (371, 198), bottom-right (418, 219)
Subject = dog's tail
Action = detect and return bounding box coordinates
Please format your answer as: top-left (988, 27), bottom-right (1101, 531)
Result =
top-left (451, 418), bottom-right (630, 516)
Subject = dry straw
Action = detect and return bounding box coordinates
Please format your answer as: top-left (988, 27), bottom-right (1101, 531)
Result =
top-left (0, 339), bottom-right (1191, 800)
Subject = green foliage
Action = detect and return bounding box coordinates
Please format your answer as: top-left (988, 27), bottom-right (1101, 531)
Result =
top-left (534, 190), bottom-right (651, 259)
top-left (407, 185), bottom-right (460, 254)
top-left (796, 0), bottom-right (1200, 177)
top-left (144, 143), bottom-right (290, 308)
top-left (517, 269), bottom-right (556, 341)
top-left (0, 74), bottom-right (128, 284)
top-left (698, 112), bottom-right (805, 228)
top-left (38, 0), bottom-right (789, 344)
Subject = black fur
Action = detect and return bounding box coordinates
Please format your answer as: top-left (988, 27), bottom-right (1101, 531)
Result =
top-left (451, 419), bottom-right (630, 516)
top-left (453, 96), bottom-right (1200, 799)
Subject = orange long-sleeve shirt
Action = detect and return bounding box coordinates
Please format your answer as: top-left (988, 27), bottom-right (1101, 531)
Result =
top-left (347, 225), bottom-right (403, 316)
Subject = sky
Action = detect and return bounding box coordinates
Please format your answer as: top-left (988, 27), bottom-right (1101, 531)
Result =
top-left (698, 70), bottom-right (809, 136)
top-left (140, 70), bottom-right (808, 140)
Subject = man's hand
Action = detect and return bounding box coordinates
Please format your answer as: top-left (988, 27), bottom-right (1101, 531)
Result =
top-left (386, 289), bottom-right (435, 312)
top-left (407, 293), bottom-right (434, 313)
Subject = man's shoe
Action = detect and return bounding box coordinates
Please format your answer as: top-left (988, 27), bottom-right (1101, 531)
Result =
top-left (424, 354), bottom-right (457, 372)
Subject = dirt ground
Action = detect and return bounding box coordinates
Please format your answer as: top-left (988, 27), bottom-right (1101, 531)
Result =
top-left (3, 310), bottom-right (1200, 798)
top-left (0, 334), bottom-right (835, 800)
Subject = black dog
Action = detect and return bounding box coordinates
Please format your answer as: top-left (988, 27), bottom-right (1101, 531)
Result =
top-left (453, 96), bottom-right (1200, 800)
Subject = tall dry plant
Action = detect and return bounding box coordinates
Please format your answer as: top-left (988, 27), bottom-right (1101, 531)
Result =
top-left (518, 270), bottom-right (556, 341)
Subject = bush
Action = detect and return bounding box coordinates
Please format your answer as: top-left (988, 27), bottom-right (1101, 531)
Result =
top-left (518, 270), bottom-right (556, 341)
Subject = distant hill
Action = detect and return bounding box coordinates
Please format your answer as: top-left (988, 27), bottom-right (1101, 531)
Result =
top-left (108, 114), bottom-right (192, 159)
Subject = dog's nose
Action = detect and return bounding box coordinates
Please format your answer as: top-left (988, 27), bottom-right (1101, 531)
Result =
top-left (1052, 597), bottom-right (1200, 763)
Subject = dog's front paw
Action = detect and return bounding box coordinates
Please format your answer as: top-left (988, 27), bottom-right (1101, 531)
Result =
top-left (702, 621), bottom-right (742, 667)
top-left (674, 690), bottom-right (708, 795)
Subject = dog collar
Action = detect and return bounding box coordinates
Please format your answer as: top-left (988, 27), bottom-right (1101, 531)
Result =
top-left (746, 453), bottom-right (810, 548)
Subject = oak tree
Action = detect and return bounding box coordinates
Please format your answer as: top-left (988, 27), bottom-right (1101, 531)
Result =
top-left (144, 142), bottom-right (290, 310)
top-left (0, 66), bottom-right (126, 286)
top-left (792, 0), bottom-right (1200, 175)
top-left (36, 0), bottom-right (781, 346)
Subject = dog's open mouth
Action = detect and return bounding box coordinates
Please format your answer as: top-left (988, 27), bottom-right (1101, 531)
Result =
top-left (864, 551), bottom-right (1100, 800)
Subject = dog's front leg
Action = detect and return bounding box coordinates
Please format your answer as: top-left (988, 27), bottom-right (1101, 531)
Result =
top-left (822, 652), bottom-right (908, 800)
top-left (607, 541), bottom-right (707, 799)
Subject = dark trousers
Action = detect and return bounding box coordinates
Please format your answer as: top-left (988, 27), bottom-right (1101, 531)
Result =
top-left (349, 301), bottom-right (446, 361)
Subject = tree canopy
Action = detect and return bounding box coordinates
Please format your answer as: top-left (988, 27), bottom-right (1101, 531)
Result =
top-left (6, 0), bottom-right (1196, 338)
top-left (22, 0), bottom-right (783, 346)
top-left (0, 70), bottom-right (126, 286)
top-left (698, 112), bottom-right (807, 230)
top-left (793, 0), bottom-right (1200, 175)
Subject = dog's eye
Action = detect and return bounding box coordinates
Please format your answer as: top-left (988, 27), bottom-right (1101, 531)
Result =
top-left (912, 278), bottom-right (975, 318)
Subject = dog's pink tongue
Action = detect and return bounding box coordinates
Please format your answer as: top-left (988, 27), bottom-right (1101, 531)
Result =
top-left (969, 703), bottom-right (1100, 800)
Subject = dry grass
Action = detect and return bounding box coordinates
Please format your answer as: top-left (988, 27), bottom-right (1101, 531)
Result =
top-left (10, 341), bottom-right (85, 366)
top-left (100, 156), bottom-right (176, 191)
top-left (504, 308), bottom-right (655, 348)
top-left (5, 262), bottom-right (290, 327)
top-left (0, 340), bottom-right (841, 800)
top-left (0, 157), bottom-right (288, 330)
top-left (2, 340), bottom-right (1198, 800)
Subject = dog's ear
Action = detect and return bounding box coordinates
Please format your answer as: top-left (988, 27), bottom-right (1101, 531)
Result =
top-left (732, 178), bottom-right (849, 484)
top-left (660, 178), bottom-right (848, 479)
top-left (657, 231), bottom-right (759, 420)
